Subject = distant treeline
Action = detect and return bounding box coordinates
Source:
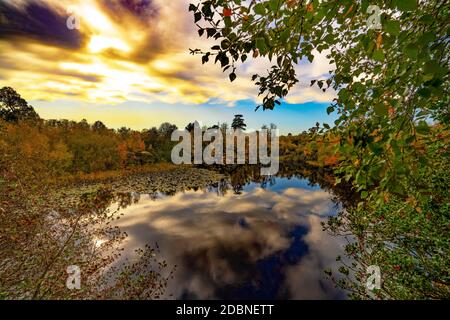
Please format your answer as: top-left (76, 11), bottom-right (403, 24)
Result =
top-left (0, 87), bottom-right (181, 180)
top-left (1, 118), bottom-right (179, 173)
top-left (1, 87), bottom-right (337, 179)
top-left (0, 86), bottom-right (345, 188)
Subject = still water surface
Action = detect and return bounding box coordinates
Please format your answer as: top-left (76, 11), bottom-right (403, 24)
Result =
top-left (110, 172), bottom-right (347, 299)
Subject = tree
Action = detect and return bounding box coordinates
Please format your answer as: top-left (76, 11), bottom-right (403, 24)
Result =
top-left (189, 0), bottom-right (449, 194)
top-left (92, 120), bottom-right (107, 132)
top-left (77, 119), bottom-right (90, 130)
top-left (190, 0), bottom-right (450, 299)
top-left (231, 114), bottom-right (246, 130)
top-left (0, 87), bottom-right (39, 122)
top-left (118, 127), bottom-right (131, 138)
top-left (220, 122), bottom-right (229, 132)
top-left (185, 122), bottom-right (196, 132)
top-left (158, 122), bottom-right (178, 137)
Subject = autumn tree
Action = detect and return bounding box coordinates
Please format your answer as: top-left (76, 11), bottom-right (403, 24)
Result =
top-left (190, 0), bottom-right (449, 299)
top-left (190, 0), bottom-right (448, 192)
top-left (158, 122), bottom-right (178, 137)
top-left (92, 120), bottom-right (107, 132)
top-left (117, 126), bottom-right (131, 138)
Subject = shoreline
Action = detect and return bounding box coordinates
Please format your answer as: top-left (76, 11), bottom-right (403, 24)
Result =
top-left (51, 165), bottom-right (227, 207)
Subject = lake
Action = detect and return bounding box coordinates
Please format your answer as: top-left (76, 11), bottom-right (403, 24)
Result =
top-left (106, 166), bottom-right (350, 299)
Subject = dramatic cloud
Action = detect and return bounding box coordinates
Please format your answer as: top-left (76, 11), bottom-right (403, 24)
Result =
top-left (0, 0), bottom-right (84, 49)
top-left (0, 0), bottom-right (335, 107)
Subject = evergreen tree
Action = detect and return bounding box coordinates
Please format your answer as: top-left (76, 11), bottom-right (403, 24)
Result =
top-left (231, 114), bottom-right (246, 130)
top-left (0, 87), bottom-right (39, 122)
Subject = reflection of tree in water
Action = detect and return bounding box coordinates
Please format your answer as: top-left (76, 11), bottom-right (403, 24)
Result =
top-left (208, 165), bottom-right (276, 195)
top-left (2, 187), bottom-right (174, 300)
top-left (280, 163), bottom-right (358, 209)
top-left (83, 189), bottom-right (175, 300)
top-left (208, 164), bottom-right (357, 207)
top-left (99, 244), bottom-right (175, 300)
top-left (260, 176), bottom-right (276, 190)
top-left (83, 164), bottom-right (353, 300)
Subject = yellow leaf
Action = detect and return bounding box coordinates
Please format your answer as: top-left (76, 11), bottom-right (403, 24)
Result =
top-left (376, 32), bottom-right (383, 50)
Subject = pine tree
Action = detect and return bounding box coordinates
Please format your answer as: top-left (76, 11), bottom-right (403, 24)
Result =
top-left (231, 114), bottom-right (246, 131)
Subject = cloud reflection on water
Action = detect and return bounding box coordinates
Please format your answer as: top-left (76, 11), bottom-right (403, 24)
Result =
top-left (112, 178), bottom-right (346, 299)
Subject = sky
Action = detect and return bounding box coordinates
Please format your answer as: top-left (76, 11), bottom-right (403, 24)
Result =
top-left (0, 0), bottom-right (337, 134)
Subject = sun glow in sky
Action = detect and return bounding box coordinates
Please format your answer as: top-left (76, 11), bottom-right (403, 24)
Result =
top-left (0, 0), bottom-right (337, 133)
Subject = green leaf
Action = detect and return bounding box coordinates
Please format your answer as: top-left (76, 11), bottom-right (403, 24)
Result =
top-left (255, 37), bottom-right (267, 53)
top-left (392, 0), bottom-right (417, 11)
top-left (338, 88), bottom-right (350, 102)
top-left (424, 61), bottom-right (446, 77)
top-left (220, 56), bottom-right (230, 67)
top-left (207, 28), bottom-right (216, 38)
top-left (385, 19), bottom-right (401, 36)
top-left (201, 3), bottom-right (212, 16)
top-left (372, 50), bottom-right (385, 62)
top-left (269, 0), bottom-right (279, 11)
top-left (416, 121), bottom-right (429, 134)
top-left (254, 3), bottom-right (266, 15)
top-left (369, 143), bottom-right (384, 156)
top-left (194, 12), bottom-right (201, 23)
top-left (224, 16), bottom-right (232, 28)
top-left (221, 39), bottom-right (230, 49)
top-left (280, 29), bottom-right (290, 42)
top-left (327, 106), bottom-right (335, 115)
top-left (419, 32), bottom-right (435, 46)
top-left (374, 103), bottom-right (388, 116)
top-left (404, 44), bottom-right (418, 59)
top-left (417, 88), bottom-right (431, 98)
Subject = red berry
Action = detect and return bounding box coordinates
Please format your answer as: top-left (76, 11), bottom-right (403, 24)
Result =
top-left (223, 8), bottom-right (232, 17)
